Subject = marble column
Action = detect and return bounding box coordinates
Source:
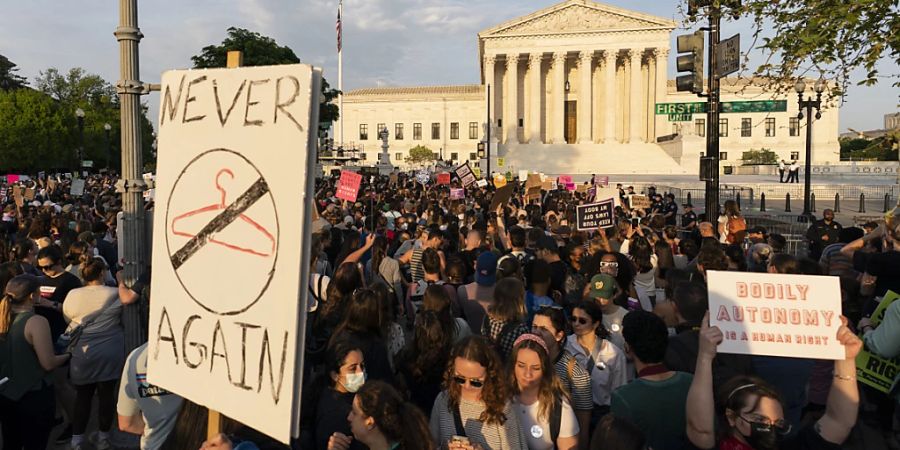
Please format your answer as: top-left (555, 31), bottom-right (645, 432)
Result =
top-left (577, 50), bottom-right (593, 144)
top-left (646, 51), bottom-right (656, 142)
top-left (603, 50), bottom-right (617, 143)
top-left (628, 48), bottom-right (644, 143)
top-left (528, 53), bottom-right (542, 144)
top-left (504, 54), bottom-right (519, 144)
top-left (552, 52), bottom-right (566, 144)
top-left (484, 55), bottom-right (496, 137)
top-left (654, 48), bottom-right (669, 142)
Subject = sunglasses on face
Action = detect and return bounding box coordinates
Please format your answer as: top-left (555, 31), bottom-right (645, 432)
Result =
top-left (599, 261), bottom-right (619, 268)
top-left (453, 375), bottom-right (484, 389)
top-left (738, 415), bottom-right (792, 435)
top-left (570, 316), bottom-right (590, 325)
top-left (38, 264), bottom-right (54, 271)
top-left (538, 304), bottom-right (563, 312)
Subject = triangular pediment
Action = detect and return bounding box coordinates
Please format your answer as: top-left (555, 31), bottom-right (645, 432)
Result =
top-left (479, 0), bottom-right (675, 37)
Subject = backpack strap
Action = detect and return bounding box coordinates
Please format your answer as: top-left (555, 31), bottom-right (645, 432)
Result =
top-left (452, 405), bottom-right (467, 438)
top-left (549, 396), bottom-right (562, 445)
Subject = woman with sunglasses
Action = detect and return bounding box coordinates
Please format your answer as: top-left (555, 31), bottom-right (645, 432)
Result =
top-left (345, 380), bottom-right (434, 450)
top-left (508, 334), bottom-right (579, 450)
top-left (564, 300), bottom-right (626, 428)
top-left (686, 313), bottom-right (862, 450)
top-left (430, 335), bottom-right (527, 450)
top-left (532, 306), bottom-right (592, 448)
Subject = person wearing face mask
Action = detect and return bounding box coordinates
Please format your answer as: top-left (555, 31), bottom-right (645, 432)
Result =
top-left (686, 312), bottom-right (862, 450)
top-left (313, 340), bottom-right (368, 450)
top-left (335, 380), bottom-right (434, 450)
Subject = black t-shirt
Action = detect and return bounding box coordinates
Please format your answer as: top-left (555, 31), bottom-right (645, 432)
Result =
top-left (37, 271), bottom-right (82, 341)
top-left (682, 211), bottom-right (698, 228)
top-left (865, 250), bottom-right (900, 297)
top-left (314, 388), bottom-right (366, 450)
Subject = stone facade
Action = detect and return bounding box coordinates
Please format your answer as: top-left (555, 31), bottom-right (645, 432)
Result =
top-left (338, 0), bottom-right (841, 174)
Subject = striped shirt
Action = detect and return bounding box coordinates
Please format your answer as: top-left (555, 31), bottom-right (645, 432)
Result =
top-left (429, 391), bottom-right (528, 450)
top-left (410, 248), bottom-right (425, 283)
top-left (553, 350), bottom-right (593, 412)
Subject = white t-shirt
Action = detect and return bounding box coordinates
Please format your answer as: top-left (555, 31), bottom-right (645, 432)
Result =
top-left (117, 343), bottom-right (183, 450)
top-left (513, 396), bottom-right (579, 450)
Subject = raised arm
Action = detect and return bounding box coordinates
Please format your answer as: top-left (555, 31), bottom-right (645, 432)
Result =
top-left (343, 233), bottom-right (375, 264)
top-left (685, 311), bottom-right (720, 449)
top-left (815, 316), bottom-right (862, 445)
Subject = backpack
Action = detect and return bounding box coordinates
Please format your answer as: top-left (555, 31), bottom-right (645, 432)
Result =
top-left (726, 216), bottom-right (747, 244)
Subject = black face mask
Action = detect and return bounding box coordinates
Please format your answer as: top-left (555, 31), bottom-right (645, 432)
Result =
top-left (741, 421), bottom-right (780, 450)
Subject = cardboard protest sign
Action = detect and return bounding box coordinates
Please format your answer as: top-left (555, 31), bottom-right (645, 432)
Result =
top-left (595, 188), bottom-right (621, 207)
top-left (150, 63), bottom-right (322, 443)
top-left (493, 174), bottom-right (507, 188)
top-left (476, 179), bottom-right (488, 188)
top-left (708, 271), bottom-right (843, 360)
top-left (70, 179), bottom-right (86, 196)
top-left (541, 180), bottom-right (553, 191)
top-left (629, 194), bottom-right (651, 209)
top-left (47, 179), bottom-right (58, 192)
top-left (856, 291), bottom-right (900, 393)
top-left (576, 184), bottom-right (590, 194)
top-left (518, 170), bottom-right (528, 181)
top-left (526, 186), bottom-right (542, 202)
top-left (450, 188), bottom-right (465, 200)
top-left (13, 188), bottom-right (24, 208)
top-left (454, 163), bottom-right (476, 188)
top-left (489, 184), bottom-right (514, 211)
top-left (437, 172), bottom-right (451, 185)
top-left (576, 199), bottom-right (615, 231)
top-left (389, 173), bottom-right (398, 185)
top-left (336, 170), bottom-right (363, 202)
top-left (526, 174), bottom-right (542, 190)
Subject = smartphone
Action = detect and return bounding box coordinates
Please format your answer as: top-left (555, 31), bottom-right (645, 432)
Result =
top-left (631, 218), bottom-right (639, 228)
top-left (451, 436), bottom-right (469, 445)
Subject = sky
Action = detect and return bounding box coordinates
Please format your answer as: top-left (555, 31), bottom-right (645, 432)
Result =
top-left (1, 0), bottom-right (896, 134)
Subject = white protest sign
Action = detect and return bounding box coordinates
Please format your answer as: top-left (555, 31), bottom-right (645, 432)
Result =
top-left (150, 64), bottom-right (322, 443)
top-left (595, 188), bottom-right (621, 207)
top-left (70, 179), bottom-right (86, 196)
top-left (708, 271), bottom-right (843, 360)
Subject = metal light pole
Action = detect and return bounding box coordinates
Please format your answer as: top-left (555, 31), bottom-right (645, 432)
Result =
top-left (704, 4), bottom-right (721, 221)
top-left (795, 78), bottom-right (825, 218)
top-left (104, 123), bottom-right (112, 170)
top-left (75, 108), bottom-right (85, 171)
top-left (116, 0), bottom-right (158, 351)
top-left (486, 84), bottom-right (491, 176)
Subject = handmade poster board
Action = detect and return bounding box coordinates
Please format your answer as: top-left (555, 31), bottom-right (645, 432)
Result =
top-left (708, 271), bottom-right (844, 360)
top-left (856, 291), bottom-right (900, 393)
top-left (336, 171), bottom-right (362, 202)
top-left (489, 184), bottom-right (514, 211)
top-left (149, 63), bottom-right (322, 443)
top-left (576, 199), bottom-right (615, 231)
top-left (629, 194), bottom-right (651, 209)
top-left (437, 172), bottom-right (451, 185)
top-left (454, 163), bottom-right (476, 188)
top-left (70, 179), bottom-right (86, 196)
top-left (450, 188), bottom-right (465, 200)
top-left (595, 188), bottom-right (621, 207)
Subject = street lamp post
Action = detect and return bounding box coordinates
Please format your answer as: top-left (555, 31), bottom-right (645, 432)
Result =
top-left (75, 108), bottom-right (85, 171)
top-left (104, 123), bottom-right (113, 170)
top-left (795, 78), bottom-right (825, 219)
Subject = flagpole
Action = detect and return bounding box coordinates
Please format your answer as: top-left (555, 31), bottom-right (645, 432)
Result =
top-left (337, 0), bottom-right (344, 153)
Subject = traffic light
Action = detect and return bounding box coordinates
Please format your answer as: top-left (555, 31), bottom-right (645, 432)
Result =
top-left (676, 30), bottom-right (705, 94)
top-left (477, 142), bottom-right (486, 159)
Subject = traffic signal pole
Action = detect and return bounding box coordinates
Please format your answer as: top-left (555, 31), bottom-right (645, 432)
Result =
top-left (704, 4), bottom-right (721, 221)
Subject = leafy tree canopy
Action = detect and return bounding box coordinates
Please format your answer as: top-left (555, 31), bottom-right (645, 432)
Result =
top-left (405, 145), bottom-right (437, 165)
top-left (685, 0), bottom-right (898, 99)
top-left (0, 54), bottom-right (27, 91)
top-left (190, 27), bottom-right (340, 126)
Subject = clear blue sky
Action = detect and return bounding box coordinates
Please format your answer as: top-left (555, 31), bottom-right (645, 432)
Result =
top-left (1, 0), bottom-right (895, 133)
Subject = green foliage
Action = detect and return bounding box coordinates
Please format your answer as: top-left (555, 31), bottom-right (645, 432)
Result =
top-left (191, 27), bottom-right (301, 68)
top-left (840, 137), bottom-right (872, 157)
top-left (684, 0), bottom-right (899, 99)
top-left (740, 148), bottom-right (779, 165)
top-left (35, 68), bottom-right (117, 106)
top-left (405, 145), bottom-right (437, 165)
top-left (0, 54), bottom-right (27, 90)
top-left (841, 131), bottom-right (900, 161)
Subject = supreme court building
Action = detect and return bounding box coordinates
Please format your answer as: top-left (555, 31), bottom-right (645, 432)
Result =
top-left (338, 0), bottom-right (841, 175)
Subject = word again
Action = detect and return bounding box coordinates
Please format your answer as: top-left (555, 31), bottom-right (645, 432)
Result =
top-left (735, 282), bottom-right (809, 301)
top-left (160, 74), bottom-right (305, 132)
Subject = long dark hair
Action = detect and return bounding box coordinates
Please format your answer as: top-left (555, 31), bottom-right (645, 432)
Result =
top-left (319, 262), bottom-right (364, 327)
top-left (405, 310), bottom-right (452, 382)
top-left (370, 235), bottom-right (388, 278)
top-left (332, 287), bottom-right (383, 342)
top-left (357, 381), bottom-right (435, 450)
top-left (717, 376), bottom-right (783, 442)
top-left (628, 236), bottom-right (654, 274)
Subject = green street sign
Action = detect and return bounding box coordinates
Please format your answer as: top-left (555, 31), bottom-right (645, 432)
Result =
top-left (655, 100), bottom-right (788, 115)
top-left (668, 113), bottom-right (694, 122)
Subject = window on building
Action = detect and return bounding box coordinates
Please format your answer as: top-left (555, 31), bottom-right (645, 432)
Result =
top-left (413, 123), bottom-right (422, 140)
top-left (450, 122), bottom-right (459, 140)
top-left (469, 152), bottom-right (477, 161)
top-left (790, 151), bottom-right (799, 160)
top-left (789, 117), bottom-right (800, 137)
top-left (360, 153), bottom-right (367, 160)
top-left (451, 152), bottom-right (458, 161)
top-left (765, 118), bottom-right (776, 137)
top-left (719, 119), bottom-right (728, 137)
top-left (395, 152), bottom-right (402, 161)
top-left (720, 152), bottom-right (728, 160)
top-left (518, 118), bottom-right (524, 127)
top-left (469, 122), bottom-right (478, 139)
top-left (431, 123), bottom-right (440, 140)
top-left (377, 123), bottom-right (386, 133)
top-left (358, 124), bottom-right (368, 141)
top-left (498, 119), bottom-right (502, 128)
top-left (741, 118), bottom-right (752, 137)
top-left (395, 123), bottom-right (404, 140)
top-left (695, 119), bottom-right (706, 137)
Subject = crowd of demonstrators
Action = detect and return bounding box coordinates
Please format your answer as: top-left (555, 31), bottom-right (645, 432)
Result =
top-left (2, 169), bottom-right (899, 450)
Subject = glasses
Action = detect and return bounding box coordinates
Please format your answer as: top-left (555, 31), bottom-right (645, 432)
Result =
top-left (538, 305), bottom-right (563, 312)
top-left (452, 375), bottom-right (484, 389)
top-left (570, 316), bottom-right (590, 325)
top-left (738, 415), bottom-right (792, 435)
top-left (37, 264), bottom-right (54, 271)
top-left (599, 261), bottom-right (619, 268)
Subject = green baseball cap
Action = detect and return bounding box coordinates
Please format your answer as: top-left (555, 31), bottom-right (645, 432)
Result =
top-left (588, 274), bottom-right (618, 300)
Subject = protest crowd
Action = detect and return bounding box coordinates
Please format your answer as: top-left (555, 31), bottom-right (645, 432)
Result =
top-left (0, 169), bottom-right (899, 450)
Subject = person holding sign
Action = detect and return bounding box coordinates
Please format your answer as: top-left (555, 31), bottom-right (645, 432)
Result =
top-left (686, 312), bottom-right (862, 450)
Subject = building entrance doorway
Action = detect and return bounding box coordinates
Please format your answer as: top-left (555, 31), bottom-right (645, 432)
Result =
top-left (565, 101), bottom-right (577, 144)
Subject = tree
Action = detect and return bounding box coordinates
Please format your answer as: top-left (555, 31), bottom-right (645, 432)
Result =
top-left (840, 132), bottom-right (900, 161)
top-left (34, 67), bottom-right (117, 106)
top-left (840, 137), bottom-right (873, 158)
top-left (0, 54), bottom-right (27, 91)
top-left (405, 145), bottom-right (437, 165)
top-left (0, 88), bottom-right (74, 170)
top-left (190, 27), bottom-right (340, 128)
top-left (741, 148), bottom-right (779, 165)
top-left (684, 1), bottom-right (898, 99)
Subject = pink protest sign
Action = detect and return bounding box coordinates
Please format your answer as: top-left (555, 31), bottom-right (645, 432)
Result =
top-left (559, 175), bottom-right (573, 185)
top-left (450, 188), bottom-right (464, 200)
top-left (564, 182), bottom-right (576, 191)
top-left (437, 172), bottom-right (451, 185)
top-left (336, 170), bottom-right (362, 202)
top-left (595, 176), bottom-right (609, 187)
top-left (6, 174), bottom-right (20, 184)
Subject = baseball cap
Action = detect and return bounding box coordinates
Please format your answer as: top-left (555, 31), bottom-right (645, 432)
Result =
top-left (588, 274), bottom-right (618, 300)
top-left (4, 275), bottom-right (39, 301)
top-left (475, 251), bottom-right (498, 286)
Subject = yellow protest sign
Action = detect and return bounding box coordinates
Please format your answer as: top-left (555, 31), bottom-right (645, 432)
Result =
top-left (497, 157), bottom-right (505, 167)
top-left (856, 291), bottom-right (900, 393)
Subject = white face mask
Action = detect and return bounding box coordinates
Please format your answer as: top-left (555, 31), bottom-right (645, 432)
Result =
top-left (342, 371), bottom-right (366, 393)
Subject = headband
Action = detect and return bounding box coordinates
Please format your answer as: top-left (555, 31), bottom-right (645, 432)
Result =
top-left (513, 333), bottom-right (549, 355)
top-left (726, 383), bottom-right (757, 402)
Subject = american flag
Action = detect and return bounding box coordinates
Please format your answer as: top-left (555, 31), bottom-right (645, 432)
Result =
top-left (336, 2), bottom-right (342, 52)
